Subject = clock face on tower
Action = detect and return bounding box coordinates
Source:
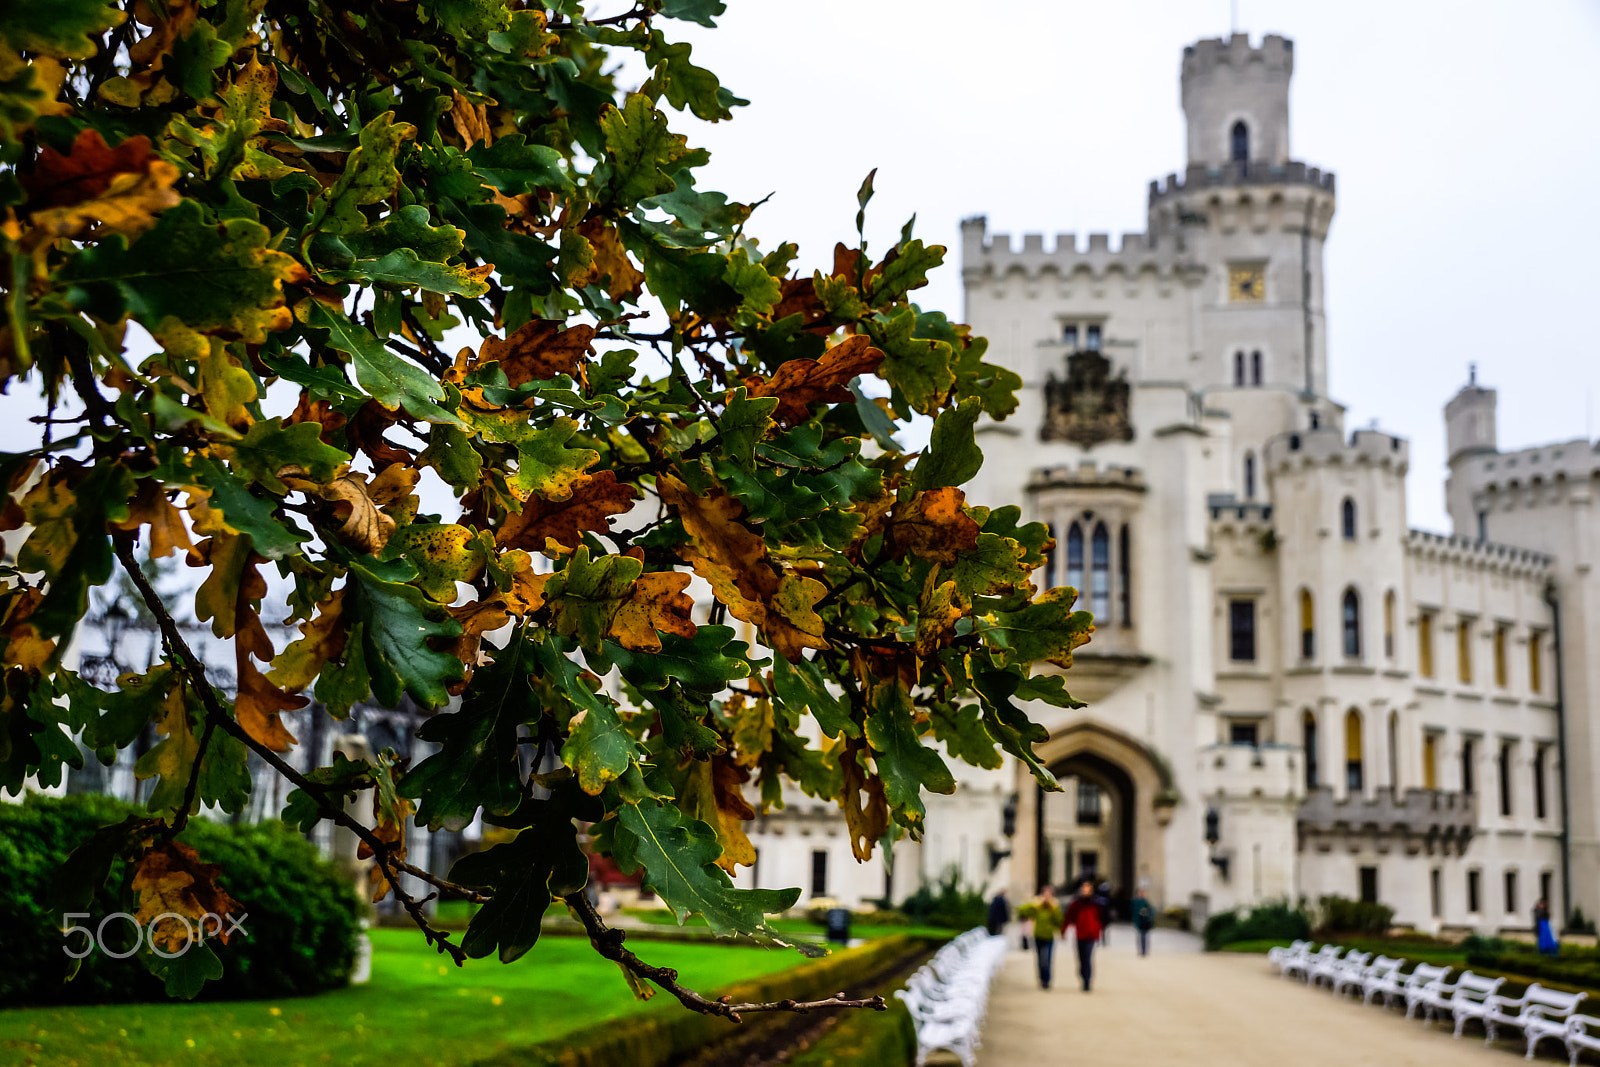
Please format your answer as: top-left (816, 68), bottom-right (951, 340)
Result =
top-left (1228, 265), bottom-right (1265, 302)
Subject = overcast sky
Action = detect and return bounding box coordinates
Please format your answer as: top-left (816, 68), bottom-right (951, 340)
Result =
top-left (666, 0), bottom-right (1600, 534)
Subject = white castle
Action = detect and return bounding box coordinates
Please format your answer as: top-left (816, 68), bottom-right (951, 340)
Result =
top-left (744, 32), bottom-right (1597, 936)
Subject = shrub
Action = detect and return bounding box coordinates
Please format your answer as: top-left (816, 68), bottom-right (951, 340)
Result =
top-left (899, 867), bottom-right (987, 931)
top-left (0, 793), bottom-right (362, 1004)
top-left (1202, 900), bottom-right (1311, 950)
top-left (1315, 895), bottom-right (1394, 936)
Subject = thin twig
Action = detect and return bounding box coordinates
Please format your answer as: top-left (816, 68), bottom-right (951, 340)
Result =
top-left (563, 892), bottom-right (885, 1022)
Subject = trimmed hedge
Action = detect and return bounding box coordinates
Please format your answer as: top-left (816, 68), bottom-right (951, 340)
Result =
top-left (468, 936), bottom-right (926, 1067)
top-left (1202, 901), bottom-right (1311, 950)
top-left (788, 996), bottom-right (915, 1067)
top-left (0, 792), bottom-right (362, 1004)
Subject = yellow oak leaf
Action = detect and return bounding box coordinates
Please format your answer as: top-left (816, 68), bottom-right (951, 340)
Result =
top-left (608, 570), bottom-right (696, 653)
top-left (765, 572), bottom-right (829, 661)
top-left (132, 841), bottom-right (243, 953)
top-left (265, 589), bottom-right (348, 692)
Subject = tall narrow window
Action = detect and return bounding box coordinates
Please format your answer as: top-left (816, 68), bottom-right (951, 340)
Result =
top-left (1494, 625), bottom-right (1509, 688)
top-left (1541, 871), bottom-right (1554, 909)
top-left (1065, 522), bottom-right (1084, 604)
top-left (1085, 324), bottom-right (1102, 351)
top-left (1530, 631), bottom-right (1543, 693)
top-left (1341, 497), bottom-right (1357, 540)
top-left (1359, 867), bottom-right (1379, 905)
top-left (1042, 522), bottom-right (1057, 589)
top-left (1243, 454), bottom-right (1256, 500)
top-left (1300, 589), bottom-right (1315, 659)
top-left (1420, 612), bottom-right (1435, 678)
top-left (1118, 524), bottom-right (1132, 625)
top-left (1090, 523), bottom-right (1110, 622)
top-left (1063, 324), bottom-right (1079, 348)
top-left (1534, 746), bottom-right (1548, 820)
top-left (1458, 617), bottom-right (1473, 684)
top-left (1345, 709), bottom-right (1364, 792)
top-left (1384, 591), bottom-right (1396, 660)
top-left (1229, 599), bottom-right (1257, 662)
top-left (1499, 741), bottom-right (1514, 817)
top-left (1423, 733), bottom-right (1438, 790)
top-left (1076, 781), bottom-right (1102, 825)
top-left (1250, 350), bottom-right (1262, 385)
top-left (1462, 737), bottom-right (1476, 795)
top-left (1303, 711), bottom-right (1319, 790)
top-left (1231, 120), bottom-right (1249, 163)
top-left (1477, 510), bottom-right (1488, 542)
top-left (1310, 411), bottom-right (1321, 430)
top-left (1467, 869), bottom-right (1481, 913)
top-left (1234, 351), bottom-right (1245, 386)
top-left (810, 849), bottom-right (828, 898)
top-left (1431, 869), bottom-right (1443, 917)
top-left (1388, 712), bottom-right (1400, 790)
top-left (1342, 588), bottom-right (1361, 658)
top-left (1505, 869), bottom-right (1519, 914)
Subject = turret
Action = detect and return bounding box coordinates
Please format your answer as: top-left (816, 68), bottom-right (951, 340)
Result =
top-left (1180, 34), bottom-right (1294, 169)
top-left (1445, 368), bottom-right (1498, 464)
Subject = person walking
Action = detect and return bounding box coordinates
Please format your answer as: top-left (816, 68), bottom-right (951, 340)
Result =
top-left (1534, 897), bottom-right (1560, 956)
top-left (986, 889), bottom-right (1011, 937)
top-left (1018, 886), bottom-right (1065, 989)
top-left (1131, 892), bottom-right (1155, 956)
top-left (1062, 880), bottom-right (1105, 991)
top-left (1093, 880), bottom-right (1113, 947)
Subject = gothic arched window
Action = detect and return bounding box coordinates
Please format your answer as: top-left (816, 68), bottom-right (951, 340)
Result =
top-left (1234, 351), bottom-right (1245, 386)
top-left (1343, 587), bottom-right (1362, 658)
top-left (1243, 454), bottom-right (1256, 500)
top-left (1251, 350), bottom-right (1262, 386)
top-left (1345, 709), bottom-right (1364, 791)
top-left (1231, 120), bottom-right (1250, 163)
top-left (1066, 522), bottom-right (1084, 604)
top-left (1118, 523), bottom-right (1132, 625)
top-left (1302, 711), bottom-right (1319, 790)
top-left (1299, 588), bottom-right (1315, 659)
top-left (1090, 523), bottom-right (1111, 621)
top-left (1341, 497), bottom-right (1357, 540)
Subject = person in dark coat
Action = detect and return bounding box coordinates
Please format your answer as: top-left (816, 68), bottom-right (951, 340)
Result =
top-left (986, 889), bottom-right (1010, 936)
top-left (1131, 893), bottom-right (1155, 956)
top-left (1062, 880), bottom-right (1104, 991)
top-left (1093, 881), bottom-right (1113, 946)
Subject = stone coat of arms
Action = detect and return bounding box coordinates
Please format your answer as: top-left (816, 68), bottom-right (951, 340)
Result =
top-left (1041, 349), bottom-right (1134, 445)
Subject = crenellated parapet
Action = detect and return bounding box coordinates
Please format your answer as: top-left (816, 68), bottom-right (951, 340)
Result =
top-left (960, 216), bottom-right (1189, 285)
top-left (1181, 33), bottom-right (1294, 83)
top-left (1405, 529), bottom-right (1553, 576)
top-left (1263, 427), bottom-right (1409, 475)
top-left (1149, 160), bottom-right (1335, 202)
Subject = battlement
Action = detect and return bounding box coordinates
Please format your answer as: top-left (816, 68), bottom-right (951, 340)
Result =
top-left (1028, 461), bottom-right (1146, 493)
top-left (1207, 495), bottom-right (1273, 524)
top-left (960, 216), bottom-right (1186, 284)
top-left (1263, 427), bottom-right (1409, 472)
top-left (1406, 529), bottom-right (1553, 573)
top-left (1181, 33), bottom-right (1294, 82)
top-left (1148, 160), bottom-right (1335, 202)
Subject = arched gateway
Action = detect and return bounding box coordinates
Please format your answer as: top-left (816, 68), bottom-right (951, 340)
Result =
top-left (1012, 721), bottom-right (1175, 911)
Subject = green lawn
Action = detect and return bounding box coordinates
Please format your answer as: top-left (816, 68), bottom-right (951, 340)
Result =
top-left (0, 929), bottom-right (808, 1067)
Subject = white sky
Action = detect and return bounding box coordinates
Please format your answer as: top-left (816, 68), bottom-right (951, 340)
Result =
top-left (666, 0), bottom-right (1600, 534)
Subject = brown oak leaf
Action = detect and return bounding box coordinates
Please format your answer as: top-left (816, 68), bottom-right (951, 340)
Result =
top-left (886, 486), bottom-right (980, 564)
top-left (744, 334), bottom-right (884, 426)
top-left (574, 217), bottom-right (644, 301)
top-left (476, 318), bottom-right (596, 387)
top-left (495, 469), bottom-right (639, 555)
top-left (112, 481), bottom-right (194, 561)
top-left (132, 841), bottom-right (243, 953)
top-left (265, 589), bottom-right (349, 693)
top-left (608, 570), bottom-right (696, 653)
top-left (839, 738), bottom-right (889, 862)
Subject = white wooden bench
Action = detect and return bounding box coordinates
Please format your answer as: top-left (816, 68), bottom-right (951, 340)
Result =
top-left (1269, 939), bottom-right (1311, 975)
top-left (1412, 970), bottom-right (1505, 1034)
top-left (1564, 1014), bottom-right (1600, 1066)
top-left (1285, 944), bottom-right (1341, 983)
top-left (1310, 948), bottom-right (1364, 989)
top-left (1469, 985), bottom-right (1587, 1058)
top-left (895, 929), bottom-right (1008, 1067)
top-left (1402, 963), bottom-right (1456, 1019)
top-left (1359, 956), bottom-right (1409, 1006)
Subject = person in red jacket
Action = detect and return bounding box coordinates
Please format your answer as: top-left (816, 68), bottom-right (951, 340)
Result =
top-left (1061, 879), bottom-right (1104, 991)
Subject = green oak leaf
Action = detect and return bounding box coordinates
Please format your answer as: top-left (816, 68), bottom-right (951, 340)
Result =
top-left (722, 247), bottom-right (780, 317)
top-left (929, 702), bottom-right (1002, 770)
top-left (190, 455), bottom-right (307, 560)
top-left (470, 412), bottom-right (598, 501)
top-left (0, 0), bottom-right (123, 59)
top-left (602, 625), bottom-right (752, 694)
top-left (862, 682), bottom-right (954, 828)
top-left (972, 668), bottom-right (1062, 790)
top-left (229, 418), bottom-right (350, 494)
top-left (912, 395), bottom-right (983, 492)
top-left (314, 620), bottom-right (372, 718)
top-left (147, 943), bottom-right (223, 1000)
top-left (771, 653), bottom-right (857, 740)
top-left (346, 559), bottom-right (465, 709)
top-left (867, 240), bottom-right (943, 305)
top-left (420, 0), bottom-right (512, 39)
top-left (613, 800), bottom-right (798, 937)
top-left (981, 586), bottom-right (1096, 668)
top-left (869, 306), bottom-right (956, 417)
top-left (717, 390), bottom-right (777, 472)
top-left (307, 111), bottom-right (412, 237)
top-left (17, 462), bottom-right (134, 637)
top-left (299, 300), bottom-right (465, 427)
top-left (342, 204), bottom-right (464, 262)
top-left (599, 93), bottom-right (690, 204)
top-left (325, 249), bottom-right (490, 297)
top-left (402, 635), bottom-right (532, 829)
top-left (467, 136), bottom-right (572, 194)
top-left (59, 201), bottom-right (301, 345)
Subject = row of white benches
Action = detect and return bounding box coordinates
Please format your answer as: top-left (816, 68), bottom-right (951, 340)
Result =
top-left (894, 928), bottom-right (1008, 1067)
top-left (1270, 940), bottom-right (1600, 1064)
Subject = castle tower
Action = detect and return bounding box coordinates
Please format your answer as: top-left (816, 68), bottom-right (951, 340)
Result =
top-left (1181, 33), bottom-right (1294, 168)
top-left (1445, 368), bottom-right (1499, 464)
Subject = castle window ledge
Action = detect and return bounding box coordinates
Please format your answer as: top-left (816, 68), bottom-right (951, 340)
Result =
top-left (1383, 669), bottom-right (1411, 680)
top-left (1454, 691), bottom-right (1486, 702)
top-left (1296, 785), bottom-right (1477, 841)
top-left (1493, 828), bottom-right (1529, 840)
top-left (1217, 669), bottom-right (1272, 681)
top-left (1528, 699), bottom-right (1558, 711)
top-left (1331, 664), bottom-right (1376, 676)
top-left (1285, 666), bottom-right (1323, 677)
top-left (1489, 695), bottom-right (1521, 707)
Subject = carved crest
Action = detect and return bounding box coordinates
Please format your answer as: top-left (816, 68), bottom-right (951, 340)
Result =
top-left (1041, 350), bottom-right (1134, 445)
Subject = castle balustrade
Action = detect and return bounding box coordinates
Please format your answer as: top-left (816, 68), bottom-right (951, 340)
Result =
top-left (1297, 785), bottom-right (1476, 855)
top-left (1148, 159), bottom-right (1336, 203)
top-left (1198, 742), bottom-right (1301, 800)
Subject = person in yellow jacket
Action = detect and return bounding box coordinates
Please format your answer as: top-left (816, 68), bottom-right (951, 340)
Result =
top-left (1016, 885), bottom-right (1065, 989)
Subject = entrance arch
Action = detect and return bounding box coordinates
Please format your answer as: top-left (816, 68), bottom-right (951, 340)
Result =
top-left (1016, 721), bottom-right (1173, 909)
